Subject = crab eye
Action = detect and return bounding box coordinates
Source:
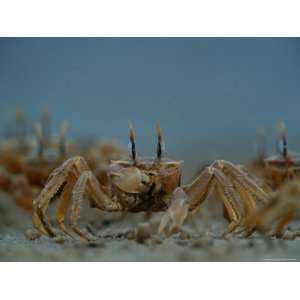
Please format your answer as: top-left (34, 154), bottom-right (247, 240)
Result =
top-left (156, 123), bottom-right (165, 160)
top-left (128, 121), bottom-right (137, 163)
top-left (128, 142), bottom-right (133, 158)
top-left (278, 139), bottom-right (287, 157)
top-left (277, 121), bottom-right (288, 158)
top-left (159, 141), bottom-right (166, 157)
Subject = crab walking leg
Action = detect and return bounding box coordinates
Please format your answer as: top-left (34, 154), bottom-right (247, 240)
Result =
top-left (32, 156), bottom-right (90, 236)
top-left (243, 203), bottom-right (273, 236)
top-left (243, 195), bottom-right (287, 237)
top-left (272, 209), bottom-right (294, 238)
top-left (55, 173), bottom-right (77, 237)
top-left (159, 164), bottom-right (247, 235)
top-left (190, 165), bottom-right (244, 232)
top-left (69, 171), bottom-right (121, 240)
top-left (212, 169), bottom-right (244, 233)
top-left (185, 167), bottom-right (215, 211)
top-left (215, 183), bottom-right (241, 233)
top-left (213, 160), bottom-right (268, 203)
top-left (231, 179), bottom-right (257, 217)
top-left (229, 178), bottom-right (260, 235)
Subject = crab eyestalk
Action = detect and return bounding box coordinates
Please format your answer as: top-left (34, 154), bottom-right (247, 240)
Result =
top-left (15, 107), bottom-right (27, 151)
top-left (34, 122), bottom-right (44, 161)
top-left (156, 122), bottom-right (164, 161)
top-left (58, 121), bottom-right (69, 160)
top-left (41, 107), bottom-right (52, 146)
top-left (128, 121), bottom-right (137, 164)
top-left (277, 121), bottom-right (288, 159)
top-left (256, 126), bottom-right (266, 163)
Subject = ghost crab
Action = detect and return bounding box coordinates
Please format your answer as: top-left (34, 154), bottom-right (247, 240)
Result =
top-left (0, 120), bottom-right (70, 210)
top-left (32, 123), bottom-right (268, 240)
top-left (247, 122), bottom-right (300, 190)
top-left (244, 179), bottom-right (300, 239)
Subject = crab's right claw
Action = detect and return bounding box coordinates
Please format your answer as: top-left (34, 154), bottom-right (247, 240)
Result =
top-left (159, 188), bottom-right (189, 236)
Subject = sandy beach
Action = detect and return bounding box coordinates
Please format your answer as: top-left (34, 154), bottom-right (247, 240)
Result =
top-left (1, 191), bottom-right (299, 262)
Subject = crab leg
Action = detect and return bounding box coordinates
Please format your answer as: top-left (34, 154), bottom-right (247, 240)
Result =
top-left (211, 168), bottom-right (244, 233)
top-left (214, 182), bottom-right (241, 233)
top-left (159, 165), bottom-right (246, 235)
top-left (32, 156), bottom-right (90, 236)
top-left (186, 167), bottom-right (215, 210)
top-left (231, 179), bottom-right (257, 217)
top-left (69, 171), bottom-right (121, 240)
top-left (55, 173), bottom-right (77, 237)
top-left (229, 180), bottom-right (258, 235)
top-left (213, 160), bottom-right (268, 203)
top-left (159, 167), bottom-right (215, 235)
top-left (272, 209), bottom-right (294, 238)
top-left (189, 165), bottom-right (245, 232)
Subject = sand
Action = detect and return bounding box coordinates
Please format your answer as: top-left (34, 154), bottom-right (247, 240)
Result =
top-left (0, 192), bottom-right (299, 262)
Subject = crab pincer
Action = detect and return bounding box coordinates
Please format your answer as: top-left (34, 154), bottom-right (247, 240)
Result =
top-left (159, 187), bottom-right (189, 236)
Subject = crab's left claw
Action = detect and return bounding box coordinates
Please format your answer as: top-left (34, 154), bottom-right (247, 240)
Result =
top-left (159, 188), bottom-right (189, 236)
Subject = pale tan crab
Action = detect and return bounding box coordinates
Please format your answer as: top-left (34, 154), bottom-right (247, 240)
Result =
top-left (244, 179), bottom-right (300, 239)
top-left (0, 119), bottom-right (71, 210)
top-left (32, 123), bottom-right (268, 240)
top-left (247, 122), bottom-right (300, 190)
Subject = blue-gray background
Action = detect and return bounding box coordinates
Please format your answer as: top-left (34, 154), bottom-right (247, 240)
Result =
top-left (0, 38), bottom-right (299, 178)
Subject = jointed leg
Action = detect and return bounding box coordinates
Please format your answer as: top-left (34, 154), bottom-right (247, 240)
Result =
top-left (33, 156), bottom-right (90, 236)
top-left (160, 158), bottom-right (268, 236)
top-left (212, 160), bottom-right (268, 235)
top-left (69, 171), bottom-right (121, 240)
top-left (213, 160), bottom-right (268, 203)
top-left (215, 182), bottom-right (242, 233)
top-left (232, 180), bottom-right (257, 217)
top-left (235, 190), bottom-right (261, 237)
top-left (230, 178), bottom-right (259, 236)
top-left (186, 167), bottom-right (215, 210)
top-left (55, 173), bottom-right (77, 237)
top-left (272, 209), bottom-right (294, 238)
top-left (159, 164), bottom-right (246, 235)
top-left (210, 167), bottom-right (245, 233)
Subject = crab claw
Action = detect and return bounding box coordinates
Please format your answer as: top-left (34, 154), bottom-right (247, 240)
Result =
top-left (159, 187), bottom-right (189, 236)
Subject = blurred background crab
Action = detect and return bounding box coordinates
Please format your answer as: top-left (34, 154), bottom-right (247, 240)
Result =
top-left (245, 121), bottom-right (300, 191)
top-left (211, 121), bottom-right (300, 239)
top-left (170, 122), bottom-right (300, 237)
top-left (0, 108), bottom-right (74, 210)
top-left (244, 179), bottom-right (300, 239)
top-left (0, 107), bottom-right (128, 214)
top-left (83, 139), bottom-right (127, 186)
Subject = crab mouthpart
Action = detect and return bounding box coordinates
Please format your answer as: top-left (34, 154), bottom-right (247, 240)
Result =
top-left (111, 167), bottom-right (151, 194)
